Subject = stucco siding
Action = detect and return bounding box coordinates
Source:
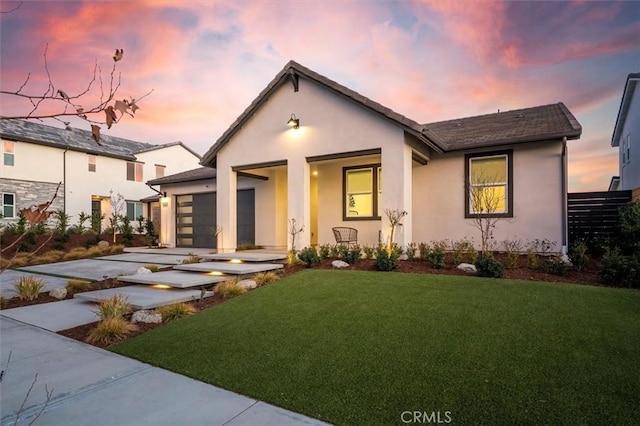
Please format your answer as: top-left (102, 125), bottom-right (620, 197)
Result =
top-left (412, 141), bottom-right (564, 248)
top-left (619, 83), bottom-right (640, 191)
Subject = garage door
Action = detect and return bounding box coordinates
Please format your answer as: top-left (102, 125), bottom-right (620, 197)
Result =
top-left (176, 190), bottom-right (254, 248)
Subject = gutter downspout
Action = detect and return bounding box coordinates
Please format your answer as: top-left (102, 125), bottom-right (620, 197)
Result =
top-left (561, 137), bottom-right (568, 257)
top-left (63, 147), bottom-right (68, 215)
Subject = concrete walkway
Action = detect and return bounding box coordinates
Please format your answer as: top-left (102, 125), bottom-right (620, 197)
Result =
top-left (0, 317), bottom-right (329, 426)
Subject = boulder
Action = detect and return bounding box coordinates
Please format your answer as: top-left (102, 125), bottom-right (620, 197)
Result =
top-left (136, 267), bottom-right (152, 275)
top-left (238, 279), bottom-right (257, 290)
top-left (49, 287), bottom-right (67, 300)
top-left (97, 240), bottom-right (110, 248)
top-left (457, 263), bottom-right (477, 274)
top-left (332, 260), bottom-right (349, 268)
top-left (131, 310), bottom-right (162, 324)
top-left (399, 254), bottom-right (409, 261)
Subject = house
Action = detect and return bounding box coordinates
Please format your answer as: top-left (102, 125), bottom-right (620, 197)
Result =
top-left (611, 73), bottom-right (640, 200)
top-left (154, 60), bottom-right (582, 253)
top-left (0, 119), bottom-right (201, 230)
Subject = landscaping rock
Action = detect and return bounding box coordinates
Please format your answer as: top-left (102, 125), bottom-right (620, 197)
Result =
top-left (49, 287), bottom-right (67, 300)
top-left (399, 254), bottom-right (408, 261)
top-left (136, 267), bottom-right (152, 275)
top-left (332, 260), bottom-right (349, 268)
top-left (131, 310), bottom-right (162, 324)
top-left (98, 240), bottom-right (110, 248)
top-left (238, 279), bottom-right (257, 290)
top-left (457, 263), bottom-right (477, 274)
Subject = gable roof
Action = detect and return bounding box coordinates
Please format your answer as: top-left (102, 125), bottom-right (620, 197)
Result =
top-left (201, 60), bottom-right (446, 166)
top-left (425, 103), bottom-right (582, 151)
top-left (147, 166), bottom-right (216, 185)
top-left (0, 119), bottom-right (200, 160)
top-left (612, 73), bottom-right (640, 147)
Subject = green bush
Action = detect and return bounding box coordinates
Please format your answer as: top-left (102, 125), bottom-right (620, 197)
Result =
top-left (362, 245), bottom-right (375, 260)
top-left (375, 245), bottom-right (399, 271)
top-left (418, 242), bottom-right (430, 262)
top-left (120, 216), bottom-right (134, 246)
top-left (405, 242), bottom-right (417, 261)
top-left (569, 241), bottom-right (589, 272)
top-left (428, 240), bottom-right (447, 269)
top-left (318, 244), bottom-right (332, 260)
top-left (298, 246), bottom-right (320, 267)
top-left (474, 253), bottom-right (505, 278)
top-left (599, 249), bottom-right (640, 288)
top-left (543, 255), bottom-right (567, 276)
top-left (617, 201), bottom-right (640, 255)
top-left (341, 245), bottom-right (361, 264)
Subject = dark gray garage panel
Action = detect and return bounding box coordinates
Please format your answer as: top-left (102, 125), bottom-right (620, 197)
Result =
top-left (176, 190), bottom-right (254, 248)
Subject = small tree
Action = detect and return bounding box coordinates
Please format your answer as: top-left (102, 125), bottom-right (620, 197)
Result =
top-left (76, 211), bottom-right (91, 234)
top-left (465, 171), bottom-right (506, 253)
top-left (288, 218), bottom-right (304, 264)
top-left (108, 190), bottom-right (125, 243)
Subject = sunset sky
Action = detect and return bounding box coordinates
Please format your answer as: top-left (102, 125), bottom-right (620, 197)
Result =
top-left (1, 0), bottom-right (638, 191)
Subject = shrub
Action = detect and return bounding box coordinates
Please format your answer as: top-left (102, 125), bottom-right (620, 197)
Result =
top-left (617, 201), bottom-right (640, 255)
top-left (181, 253), bottom-right (202, 264)
top-left (95, 294), bottom-right (131, 320)
top-left (42, 250), bottom-right (65, 262)
top-left (216, 280), bottom-right (246, 299)
top-left (318, 244), bottom-right (332, 260)
top-left (569, 241), bottom-right (589, 272)
top-left (0, 257), bottom-right (11, 269)
top-left (405, 242), bottom-right (417, 261)
top-left (340, 245), bottom-right (361, 264)
top-left (253, 271), bottom-right (279, 286)
top-left (143, 264), bottom-right (159, 273)
top-left (428, 240), bottom-right (447, 269)
top-left (329, 244), bottom-right (341, 258)
top-left (109, 244), bottom-right (125, 254)
top-left (474, 253), bottom-right (505, 278)
top-left (120, 216), bottom-right (134, 246)
top-left (362, 245), bottom-right (375, 260)
top-left (526, 248), bottom-right (539, 269)
top-left (599, 249), bottom-right (640, 288)
top-left (64, 247), bottom-right (88, 260)
top-left (13, 276), bottom-right (45, 300)
top-left (375, 244), bottom-right (399, 271)
top-left (66, 279), bottom-right (92, 294)
top-left (0, 295), bottom-right (7, 309)
top-left (86, 318), bottom-right (137, 345)
top-left (86, 245), bottom-right (104, 258)
top-left (298, 246), bottom-right (320, 267)
top-left (156, 303), bottom-right (195, 323)
top-left (502, 238), bottom-right (523, 269)
top-left (543, 255), bottom-right (567, 276)
top-left (418, 242), bottom-right (430, 262)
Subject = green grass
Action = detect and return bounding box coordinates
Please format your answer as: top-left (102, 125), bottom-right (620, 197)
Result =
top-left (112, 270), bottom-right (640, 425)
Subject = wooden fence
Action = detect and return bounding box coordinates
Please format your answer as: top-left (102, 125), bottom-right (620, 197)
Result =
top-left (568, 190), bottom-right (632, 246)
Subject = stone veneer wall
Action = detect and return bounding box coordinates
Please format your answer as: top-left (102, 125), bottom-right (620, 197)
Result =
top-left (0, 178), bottom-right (64, 225)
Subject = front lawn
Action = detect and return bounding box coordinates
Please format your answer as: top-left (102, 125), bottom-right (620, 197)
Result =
top-left (112, 270), bottom-right (640, 425)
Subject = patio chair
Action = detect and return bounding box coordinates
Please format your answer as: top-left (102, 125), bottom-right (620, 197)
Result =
top-left (332, 227), bottom-right (358, 246)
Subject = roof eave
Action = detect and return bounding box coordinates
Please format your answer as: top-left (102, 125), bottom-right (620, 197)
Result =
top-left (445, 131), bottom-right (582, 152)
top-left (0, 133), bottom-right (136, 160)
top-left (611, 75), bottom-right (639, 147)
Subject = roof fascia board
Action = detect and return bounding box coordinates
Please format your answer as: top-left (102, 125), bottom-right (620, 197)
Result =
top-left (0, 134), bottom-right (136, 160)
top-left (611, 75), bottom-right (638, 147)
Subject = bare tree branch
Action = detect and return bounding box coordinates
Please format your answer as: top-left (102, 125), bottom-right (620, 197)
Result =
top-left (0, 1), bottom-right (23, 14)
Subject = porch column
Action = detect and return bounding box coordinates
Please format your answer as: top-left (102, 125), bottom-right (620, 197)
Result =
top-left (381, 143), bottom-right (413, 248)
top-left (287, 159), bottom-right (311, 250)
top-left (217, 166), bottom-right (237, 253)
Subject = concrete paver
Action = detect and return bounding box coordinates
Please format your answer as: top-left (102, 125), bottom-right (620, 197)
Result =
top-left (74, 285), bottom-right (213, 310)
top-left (1, 299), bottom-right (99, 332)
top-left (99, 253), bottom-right (193, 265)
top-left (118, 270), bottom-right (228, 288)
top-left (18, 259), bottom-right (154, 281)
top-left (202, 252), bottom-right (288, 262)
top-left (0, 270), bottom-right (68, 297)
top-left (175, 261), bottom-right (284, 275)
top-left (0, 317), bottom-right (328, 426)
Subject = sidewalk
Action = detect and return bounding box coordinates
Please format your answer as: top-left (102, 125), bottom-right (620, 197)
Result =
top-left (0, 317), bottom-right (329, 426)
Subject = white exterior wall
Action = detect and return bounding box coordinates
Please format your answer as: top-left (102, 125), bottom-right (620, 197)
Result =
top-left (412, 141), bottom-right (565, 248)
top-left (0, 138), bottom-right (200, 227)
top-left (215, 78), bottom-right (410, 250)
top-left (619, 83), bottom-right (640, 191)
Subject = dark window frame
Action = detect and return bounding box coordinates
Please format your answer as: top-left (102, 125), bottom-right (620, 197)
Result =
top-left (342, 163), bottom-right (382, 221)
top-left (2, 192), bottom-right (16, 218)
top-left (464, 150), bottom-right (513, 219)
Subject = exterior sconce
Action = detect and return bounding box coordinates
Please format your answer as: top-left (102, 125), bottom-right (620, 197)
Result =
top-left (287, 113), bottom-right (300, 129)
top-left (160, 197), bottom-right (169, 207)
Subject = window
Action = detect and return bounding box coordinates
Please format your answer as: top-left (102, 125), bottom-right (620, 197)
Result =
top-left (155, 165), bottom-right (165, 178)
top-left (3, 141), bottom-right (14, 166)
top-left (625, 134), bottom-right (631, 165)
top-left (2, 193), bottom-right (15, 218)
top-left (126, 162), bottom-right (143, 182)
top-left (88, 154), bottom-right (96, 172)
top-left (343, 164), bottom-right (381, 220)
top-left (126, 201), bottom-right (143, 221)
top-left (465, 151), bottom-right (513, 218)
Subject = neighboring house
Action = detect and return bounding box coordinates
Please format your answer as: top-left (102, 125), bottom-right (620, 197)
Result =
top-left (155, 60), bottom-right (582, 252)
top-left (0, 119), bottom-right (201, 230)
top-left (611, 73), bottom-right (640, 200)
